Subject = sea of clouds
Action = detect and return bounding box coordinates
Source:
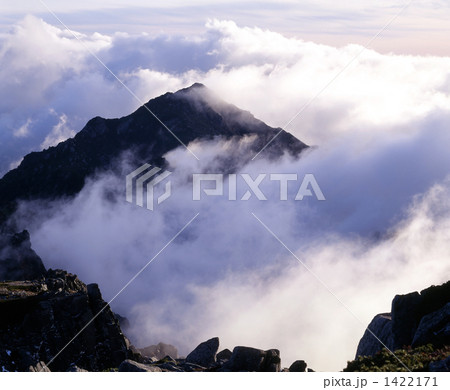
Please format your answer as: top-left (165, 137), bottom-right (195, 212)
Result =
top-left (2, 16), bottom-right (450, 370)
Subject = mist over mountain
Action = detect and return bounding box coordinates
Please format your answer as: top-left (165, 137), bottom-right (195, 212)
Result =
top-left (0, 83), bottom-right (306, 225)
top-left (1, 82), bottom-right (449, 371)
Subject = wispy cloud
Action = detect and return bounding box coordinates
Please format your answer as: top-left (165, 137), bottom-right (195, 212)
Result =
top-left (2, 14), bottom-right (450, 370)
top-left (1, 16), bottom-right (450, 175)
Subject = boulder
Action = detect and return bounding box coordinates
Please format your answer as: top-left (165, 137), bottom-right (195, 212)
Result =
top-left (186, 337), bottom-right (219, 367)
top-left (429, 356), bottom-right (450, 372)
top-left (0, 230), bottom-right (46, 281)
top-left (356, 314), bottom-right (393, 358)
top-left (179, 362), bottom-right (206, 372)
top-left (391, 292), bottom-right (423, 350)
top-left (114, 313), bottom-right (130, 332)
top-left (412, 303), bottom-right (450, 348)
top-left (265, 349), bottom-right (281, 372)
top-left (289, 360), bottom-right (307, 372)
top-left (0, 269), bottom-right (129, 371)
top-left (139, 342), bottom-right (178, 360)
top-left (118, 359), bottom-right (162, 372)
top-left (355, 281), bottom-right (450, 357)
top-left (225, 346), bottom-right (281, 372)
top-left (217, 348), bottom-right (233, 361)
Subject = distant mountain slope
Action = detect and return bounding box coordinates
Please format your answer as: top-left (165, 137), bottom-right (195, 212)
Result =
top-left (0, 83), bottom-right (307, 223)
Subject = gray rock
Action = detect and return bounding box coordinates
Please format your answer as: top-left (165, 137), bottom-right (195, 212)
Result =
top-left (412, 303), bottom-right (450, 348)
top-left (355, 281), bottom-right (450, 358)
top-left (179, 362), bottom-right (206, 372)
top-left (156, 362), bottom-right (183, 372)
top-left (225, 346), bottom-right (281, 372)
top-left (265, 349), bottom-right (281, 372)
top-left (429, 356), bottom-right (450, 372)
top-left (217, 348), bottom-right (232, 361)
top-left (356, 314), bottom-right (394, 358)
top-left (391, 292), bottom-right (423, 350)
top-left (0, 269), bottom-right (129, 371)
top-left (226, 347), bottom-right (264, 371)
top-left (118, 359), bottom-right (162, 372)
top-left (289, 360), bottom-right (307, 372)
top-left (114, 313), bottom-right (130, 332)
top-left (139, 342), bottom-right (178, 360)
top-left (186, 337), bottom-right (219, 367)
top-left (158, 355), bottom-right (177, 364)
top-left (0, 231), bottom-right (46, 281)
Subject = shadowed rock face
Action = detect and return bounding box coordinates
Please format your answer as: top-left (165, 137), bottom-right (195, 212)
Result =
top-left (0, 230), bottom-right (46, 281)
top-left (356, 281), bottom-right (450, 358)
top-left (222, 346), bottom-right (281, 372)
top-left (138, 342), bottom-right (178, 360)
top-left (186, 337), bottom-right (219, 367)
top-left (0, 83), bottom-right (308, 224)
top-left (0, 267), bottom-right (129, 372)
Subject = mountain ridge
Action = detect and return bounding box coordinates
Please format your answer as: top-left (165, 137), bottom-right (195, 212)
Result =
top-left (0, 83), bottom-right (308, 225)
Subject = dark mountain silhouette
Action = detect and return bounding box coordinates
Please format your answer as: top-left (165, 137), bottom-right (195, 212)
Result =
top-left (0, 83), bottom-right (307, 224)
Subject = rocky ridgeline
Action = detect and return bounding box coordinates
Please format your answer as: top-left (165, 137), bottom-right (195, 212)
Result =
top-left (356, 282), bottom-right (450, 358)
top-left (117, 337), bottom-right (311, 372)
top-left (0, 232), bottom-right (130, 372)
top-left (0, 83), bottom-right (308, 225)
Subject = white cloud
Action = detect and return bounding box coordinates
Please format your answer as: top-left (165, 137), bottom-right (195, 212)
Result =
top-left (40, 114), bottom-right (75, 149)
top-left (2, 1), bottom-right (450, 56)
top-left (2, 16), bottom-right (450, 371)
top-left (13, 118), bottom-right (32, 138)
top-left (11, 122), bottom-right (450, 370)
top-left (1, 16), bottom-right (450, 176)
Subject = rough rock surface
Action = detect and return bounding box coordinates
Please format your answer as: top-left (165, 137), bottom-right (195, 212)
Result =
top-left (216, 349), bottom-right (232, 361)
top-left (118, 359), bottom-right (162, 372)
top-left (391, 292), bottom-right (423, 350)
top-left (139, 342), bottom-right (178, 360)
top-left (356, 281), bottom-right (450, 358)
top-left (289, 360), bottom-right (307, 372)
top-left (0, 230), bottom-right (46, 281)
top-left (186, 337), bottom-right (219, 367)
top-left (356, 314), bottom-right (394, 358)
top-left (429, 356), bottom-right (450, 372)
top-left (116, 339), bottom-right (287, 373)
top-left (0, 268), bottom-right (129, 371)
top-left (0, 83), bottom-right (308, 225)
top-left (223, 346), bottom-right (281, 372)
top-left (412, 303), bottom-right (450, 348)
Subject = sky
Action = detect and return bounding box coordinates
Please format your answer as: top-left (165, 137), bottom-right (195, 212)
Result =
top-left (1, 0), bottom-right (450, 371)
top-left (1, 1), bottom-right (450, 55)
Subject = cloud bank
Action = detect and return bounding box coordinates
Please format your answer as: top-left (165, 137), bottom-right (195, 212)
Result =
top-left (1, 16), bottom-right (450, 174)
top-left (2, 16), bottom-right (450, 370)
top-left (11, 126), bottom-right (450, 370)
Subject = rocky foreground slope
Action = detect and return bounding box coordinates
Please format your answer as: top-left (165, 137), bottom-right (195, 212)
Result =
top-left (345, 282), bottom-right (450, 372)
top-left (0, 231), bottom-right (310, 372)
top-left (1, 230), bottom-right (448, 372)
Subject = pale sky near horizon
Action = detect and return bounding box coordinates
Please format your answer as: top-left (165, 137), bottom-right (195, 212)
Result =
top-left (1, 0), bottom-right (450, 56)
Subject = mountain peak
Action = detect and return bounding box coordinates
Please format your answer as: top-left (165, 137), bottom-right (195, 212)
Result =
top-left (171, 82), bottom-right (208, 98)
top-left (0, 85), bottom-right (308, 223)
top-left (183, 82), bottom-right (207, 90)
